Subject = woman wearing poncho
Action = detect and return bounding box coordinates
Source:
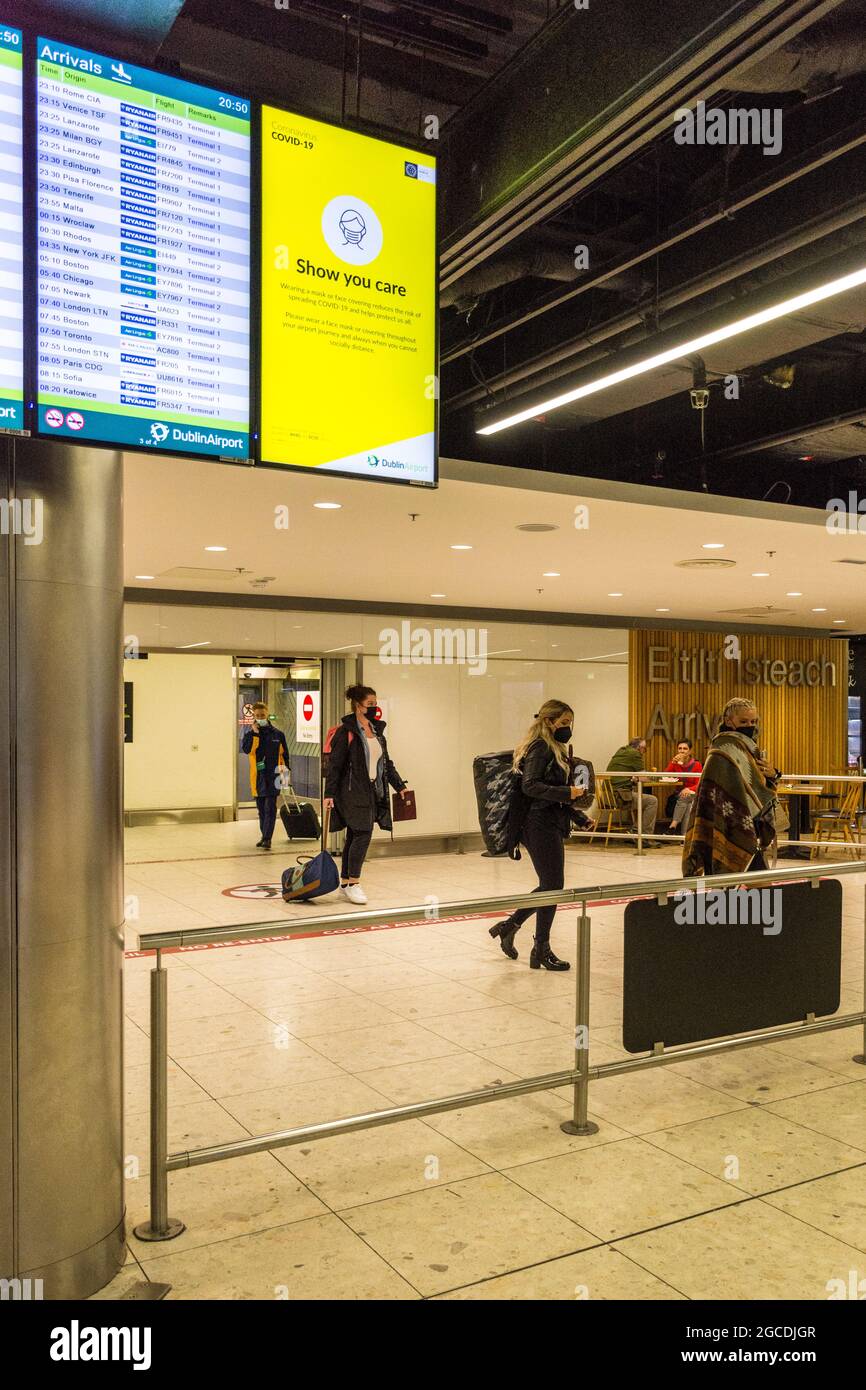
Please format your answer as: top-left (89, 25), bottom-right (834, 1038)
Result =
top-left (683, 698), bottom-right (781, 876)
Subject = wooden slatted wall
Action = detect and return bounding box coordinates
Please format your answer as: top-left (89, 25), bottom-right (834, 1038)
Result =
top-left (629, 630), bottom-right (849, 775)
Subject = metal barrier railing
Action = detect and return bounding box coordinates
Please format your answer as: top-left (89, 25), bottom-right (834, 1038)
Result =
top-left (574, 770), bottom-right (866, 857)
top-left (132, 860), bottom-right (866, 1242)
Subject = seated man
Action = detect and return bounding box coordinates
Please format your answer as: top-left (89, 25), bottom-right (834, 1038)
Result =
top-left (607, 737), bottom-right (658, 835)
top-left (664, 738), bottom-right (702, 834)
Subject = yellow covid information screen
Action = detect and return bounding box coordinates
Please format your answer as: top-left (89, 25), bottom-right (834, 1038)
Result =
top-left (261, 107), bottom-right (437, 484)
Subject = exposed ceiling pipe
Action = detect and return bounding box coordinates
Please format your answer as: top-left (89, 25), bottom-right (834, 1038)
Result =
top-left (439, 247), bottom-right (649, 311)
top-left (727, 30), bottom-right (866, 91)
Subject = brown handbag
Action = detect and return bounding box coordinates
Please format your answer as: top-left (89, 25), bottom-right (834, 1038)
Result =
top-left (392, 789), bottom-right (417, 822)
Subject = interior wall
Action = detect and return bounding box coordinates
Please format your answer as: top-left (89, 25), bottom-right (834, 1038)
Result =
top-left (124, 653), bottom-right (235, 811)
top-left (121, 604), bottom-right (629, 830)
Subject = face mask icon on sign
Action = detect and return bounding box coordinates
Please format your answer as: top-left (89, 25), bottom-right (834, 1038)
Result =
top-left (339, 209), bottom-right (367, 246)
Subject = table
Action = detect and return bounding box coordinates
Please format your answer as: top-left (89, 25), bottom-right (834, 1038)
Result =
top-left (776, 784), bottom-right (825, 858)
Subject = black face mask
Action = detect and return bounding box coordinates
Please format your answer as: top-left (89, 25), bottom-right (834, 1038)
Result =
top-left (727, 723), bottom-right (756, 740)
top-left (553, 726), bottom-right (572, 744)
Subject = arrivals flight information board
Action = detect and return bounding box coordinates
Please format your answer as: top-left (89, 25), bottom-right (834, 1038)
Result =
top-left (36, 39), bottom-right (251, 457)
top-left (0, 23), bottom-right (22, 432)
top-left (261, 107), bottom-right (436, 484)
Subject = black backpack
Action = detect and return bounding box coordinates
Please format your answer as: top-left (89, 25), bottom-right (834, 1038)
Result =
top-left (473, 750), bottom-right (526, 858)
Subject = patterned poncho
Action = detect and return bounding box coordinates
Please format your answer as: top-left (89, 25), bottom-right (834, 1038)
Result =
top-left (682, 730), bottom-right (778, 876)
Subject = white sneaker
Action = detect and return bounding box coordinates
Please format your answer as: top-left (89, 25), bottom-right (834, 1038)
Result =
top-left (342, 884), bottom-right (367, 905)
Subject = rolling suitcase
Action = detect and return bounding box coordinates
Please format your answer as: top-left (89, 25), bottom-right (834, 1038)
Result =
top-left (278, 782), bottom-right (320, 841)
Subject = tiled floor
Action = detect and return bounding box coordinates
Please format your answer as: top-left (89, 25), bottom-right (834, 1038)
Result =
top-left (103, 825), bottom-right (866, 1301)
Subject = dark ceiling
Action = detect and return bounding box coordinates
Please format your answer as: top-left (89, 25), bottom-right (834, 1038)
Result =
top-left (14, 0), bottom-right (866, 507)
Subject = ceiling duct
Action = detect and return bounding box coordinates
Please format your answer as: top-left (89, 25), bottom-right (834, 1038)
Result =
top-left (439, 246), bottom-right (649, 311)
top-left (727, 22), bottom-right (866, 91)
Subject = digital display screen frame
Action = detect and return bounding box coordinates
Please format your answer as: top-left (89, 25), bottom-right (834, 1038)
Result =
top-left (34, 35), bottom-right (253, 461)
top-left (0, 20), bottom-right (23, 434)
top-left (259, 104), bottom-right (438, 488)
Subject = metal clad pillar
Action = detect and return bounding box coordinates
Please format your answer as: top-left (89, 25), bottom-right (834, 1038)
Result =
top-left (1, 437), bottom-right (125, 1297)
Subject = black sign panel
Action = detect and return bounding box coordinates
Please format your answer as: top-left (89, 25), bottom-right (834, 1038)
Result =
top-left (622, 879), bottom-right (842, 1052)
top-left (124, 681), bottom-right (134, 744)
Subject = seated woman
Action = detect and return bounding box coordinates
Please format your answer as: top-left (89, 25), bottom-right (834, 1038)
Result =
top-left (664, 739), bottom-right (702, 834)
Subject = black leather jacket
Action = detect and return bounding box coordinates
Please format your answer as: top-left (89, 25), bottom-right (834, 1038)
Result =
top-left (521, 738), bottom-right (572, 837)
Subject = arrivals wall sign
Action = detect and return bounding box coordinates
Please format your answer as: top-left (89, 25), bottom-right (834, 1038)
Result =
top-left (648, 645), bottom-right (837, 688)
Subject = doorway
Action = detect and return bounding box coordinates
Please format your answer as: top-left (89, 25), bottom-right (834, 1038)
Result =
top-left (235, 659), bottom-right (322, 814)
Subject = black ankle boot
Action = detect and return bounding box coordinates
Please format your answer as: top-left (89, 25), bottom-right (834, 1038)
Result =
top-left (489, 918), bottom-right (519, 960)
top-left (530, 939), bottom-right (570, 971)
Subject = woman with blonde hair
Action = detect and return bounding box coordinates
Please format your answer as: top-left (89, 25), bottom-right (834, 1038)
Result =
top-left (488, 699), bottom-right (584, 971)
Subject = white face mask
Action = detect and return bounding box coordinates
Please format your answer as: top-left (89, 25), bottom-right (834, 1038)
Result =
top-left (254, 716), bottom-right (268, 726)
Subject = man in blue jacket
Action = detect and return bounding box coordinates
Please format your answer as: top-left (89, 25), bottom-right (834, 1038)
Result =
top-left (241, 702), bottom-right (290, 849)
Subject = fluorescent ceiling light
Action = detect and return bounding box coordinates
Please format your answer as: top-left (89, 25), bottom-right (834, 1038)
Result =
top-left (477, 262), bottom-right (866, 435)
top-left (543, 571), bottom-right (560, 577)
top-left (430, 592), bottom-right (446, 597)
top-left (812, 607), bottom-right (827, 612)
top-left (134, 574), bottom-right (154, 580)
top-left (702, 543), bottom-right (724, 550)
top-left (833, 619), bottom-right (847, 624)
top-left (451, 544), bottom-right (472, 550)
top-left (205, 545), bottom-right (227, 552)
top-left (608, 591), bottom-right (623, 597)
top-left (786, 591), bottom-right (803, 597)
top-left (656, 607), bottom-right (671, 612)
top-left (314, 502), bottom-right (342, 509)
top-left (752, 572), bottom-right (770, 577)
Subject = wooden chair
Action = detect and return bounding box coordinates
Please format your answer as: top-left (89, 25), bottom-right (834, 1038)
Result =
top-left (811, 782), bottom-right (861, 858)
top-left (588, 778), bottom-right (632, 848)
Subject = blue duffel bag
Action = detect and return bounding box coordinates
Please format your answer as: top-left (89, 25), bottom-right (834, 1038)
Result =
top-left (281, 806), bottom-right (340, 902)
top-left (281, 849), bottom-right (340, 902)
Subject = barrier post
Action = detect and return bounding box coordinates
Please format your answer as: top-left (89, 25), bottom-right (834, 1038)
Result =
top-left (133, 951), bottom-right (185, 1242)
top-left (561, 903), bottom-right (599, 1137)
top-left (636, 773), bottom-right (644, 855)
top-left (855, 885), bottom-right (866, 1066)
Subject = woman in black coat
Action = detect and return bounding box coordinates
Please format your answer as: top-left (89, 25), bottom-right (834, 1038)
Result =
top-left (323, 684), bottom-right (410, 905)
top-left (489, 699), bottom-right (585, 971)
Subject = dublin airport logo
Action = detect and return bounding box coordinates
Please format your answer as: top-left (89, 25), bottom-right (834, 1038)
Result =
top-left (367, 453), bottom-right (379, 468)
top-left (149, 422), bottom-right (170, 444)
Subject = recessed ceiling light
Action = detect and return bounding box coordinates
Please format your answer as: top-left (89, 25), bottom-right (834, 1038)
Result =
top-left (608, 592), bottom-right (623, 597)
top-left (134, 574), bottom-right (154, 580)
top-left (833, 618), bottom-right (847, 624)
top-left (451, 544), bottom-right (472, 550)
top-left (430, 592), bottom-right (446, 598)
top-left (205, 545), bottom-right (227, 552)
top-left (812, 607), bottom-right (827, 612)
top-left (751, 572), bottom-right (770, 577)
top-left (314, 501), bottom-right (342, 509)
top-left (702, 543), bottom-right (725, 550)
top-left (543, 571), bottom-right (560, 577)
top-left (786, 591), bottom-right (803, 597)
top-left (656, 607), bottom-right (671, 612)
